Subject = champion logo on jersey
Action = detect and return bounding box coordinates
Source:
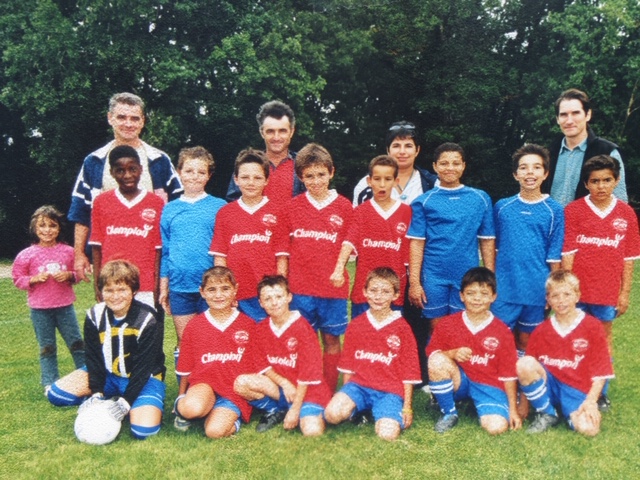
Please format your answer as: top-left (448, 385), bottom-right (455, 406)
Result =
top-left (386, 334), bottom-right (401, 351)
top-left (141, 208), bottom-right (157, 223)
top-left (262, 213), bottom-right (278, 227)
top-left (396, 222), bottom-right (408, 235)
top-left (329, 214), bottom-right (344, 229)
top-left (612, 218), bottom-right (628, 232)
top-left (572, 338), bottom-right (589, 353)
top-left (482, 337), bottom-right (500, 352)
top-left (287, 336), bottom-right (298, 352)
top-left (234, 330), bottom-right (250, 345)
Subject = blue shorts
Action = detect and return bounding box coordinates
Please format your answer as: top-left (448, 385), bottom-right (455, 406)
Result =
top-left (454, 369), bottom-right (509, 420)
top-left (491, 301), bottom-right (545, 333)
top-left (422, 280), bottom-right (464, 319)
top-left (578, 303), bottom-right (617, 322)
top-left (340, 382), bottom-right (404, 427)
top-left (351, 302), bottom-right (402, 319)
top-left (543, 370), bottom-right (587, 420)
top-left (238, 297), bottom-right (267, 322)
top-left (291, 295), bottom-right (348, 335)
top-left (213, 395), bottom-right (242, 418)
top-left (103, 374), bottom-right (166, 410)
top-left (169, 291), bottom-right (208, 316)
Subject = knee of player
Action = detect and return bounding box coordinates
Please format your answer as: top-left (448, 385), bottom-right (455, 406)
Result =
top-left (233, 374), bottom-right (253, 396)
top-left (480, 415), bottom-right (508, 436)
top-left (180, 395), bottom-right (211, 419)
top-left (300, 416), bottom-right (325, 437)
top-left (375, 418), bottom-right (401, 442)
top-left (70, 340), bottom-right (85, 352)
top-left (516, 356), bottom-right (539, 380)
top-left (427, 352), bottom-right (452, 378)
top-left (40, 345), bottom-right (56, 358)
top-left (204, 423), bottom-right (235, 439)
top-left (324, 400), bottom-right (347, 425)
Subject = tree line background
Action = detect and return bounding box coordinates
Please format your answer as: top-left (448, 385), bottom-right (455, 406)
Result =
top-left (1, 0), bottom-right (639, 257)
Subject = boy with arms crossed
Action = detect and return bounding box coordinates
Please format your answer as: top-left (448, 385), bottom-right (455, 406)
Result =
top-left (210, 149), bottom-right (283, 321)
top-left (493, 144), bottom-right (564, 355)
top-left (234, 275), bottom-right (331, 435)
top-left (330, 155), bottom-right (412, 318)
top-left (173, 267), bottom-right (255, 438)
top-left (48, 260), bottom-right (166, 441)
top-left (277, 143), bottom-right (353, 392)
top-left (562, 154), bottom-right (640, 410)
top-left (427, 267), bottom-right (521, 434)
top-left (324, 268), bottom-right (420, 441)
top-left (517, 270), bottom-right (614, 435)
top-left (89, 145), bottom-right (164, 308)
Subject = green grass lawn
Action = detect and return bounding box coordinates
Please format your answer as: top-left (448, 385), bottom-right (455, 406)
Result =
top-left (2, 269), bottom-right (640, 479)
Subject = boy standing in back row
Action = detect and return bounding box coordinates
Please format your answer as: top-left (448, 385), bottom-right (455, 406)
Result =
top-left (277, 143), bottom-right (353, 392)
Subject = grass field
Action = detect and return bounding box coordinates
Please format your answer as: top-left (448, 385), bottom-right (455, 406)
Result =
top-left (2, 268), bottom-right (640, 479)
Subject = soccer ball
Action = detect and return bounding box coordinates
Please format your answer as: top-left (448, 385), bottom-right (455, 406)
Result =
top-left (74, 399), bottom-right (122, 445)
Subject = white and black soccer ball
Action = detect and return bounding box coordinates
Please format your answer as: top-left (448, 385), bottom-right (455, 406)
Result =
top-left (74, 398), bottom-right (122, 445)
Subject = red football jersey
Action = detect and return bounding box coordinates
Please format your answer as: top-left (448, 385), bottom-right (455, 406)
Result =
top-left (210, 198), bottom-right (281, 301)
top-left (339, 311), bottom-right (421, 397)
top-left (176, 309), bottom-right (255, 422)
top-left (563, 196), bottom-right (640, 305)
top-left (89, 189), bottom-right (163, 292)
top-left (252, 311), bottom-right (332, 406)
top-left (277, 191), bottom-right (353, 298)
top-left (426, 311), bottom-right (518, 390)
top-left (526, 312), bottom-right (614, 394)
top-left (345, 200), bottom-right (411, 305)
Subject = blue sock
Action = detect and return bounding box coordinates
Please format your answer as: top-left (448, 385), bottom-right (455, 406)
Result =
top-left (47, 383), bottom-right (84, 406)
top-left (429, 379), bottom-right (457, 415)
top-left (250, 396), bottom-right (279, 413)
top-left (602, 357), bottom-right (613, 395)
top-left (174, 348), bottom-right (181, 386)
top-left (131, 423), bottom-right (161, 440)
top-left (520, 378), bottom-right (556, 416)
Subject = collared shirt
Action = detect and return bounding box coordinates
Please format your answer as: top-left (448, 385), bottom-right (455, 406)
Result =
top-left (551, 138), bottom-right (626, 207)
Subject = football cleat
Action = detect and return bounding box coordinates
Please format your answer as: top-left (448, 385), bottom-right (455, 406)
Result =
top-left (434, 413), bottom-right (459, 433)
top-left (526, 413), bottom-right (559, 434)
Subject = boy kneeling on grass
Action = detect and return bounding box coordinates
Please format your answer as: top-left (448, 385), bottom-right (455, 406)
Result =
top-left (48, 260), bottom-right (166, 441)
top-left (517, 270), bottom-right (614, 436)
top-left (234, 275), bottom-right (331, 436)
top-left (427, 267), bottom-right (521, 435)
top-left (324, 267), bottom-right (420, 441)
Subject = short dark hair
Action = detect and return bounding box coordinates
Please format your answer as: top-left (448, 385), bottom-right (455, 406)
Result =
top-left (460, 267), bottom-right (496, 294)
top-left (433, 142), bottom-right (466, 163)
top-left (554, 88), bottom-right (591, 116)
top-left (295, 143), bottom-right (334, 178)
top-left (98, 260), bottom-right (140, 293)
top-left (368, 155), bottom-right (398, 178)
top-left (109, 92), bottom-right (145, 114)
top-left (257, 275), bottom-right (290, 297)
top-left (178, 146), bottom-right (215, 175)
top-left (385, 121), bottom-right (418, 150)
top-left (581, 154), bottom-right (620, 183)
top-left (234, 148), bottom-right (270, 179)
top-left (201, 266), bottom-right (237, 289)
top-left (108, 145), bottom-right (140, 167)
top-left (364, 267), bottom-right (400, 294)
top-left (29, 205), bottom-right (64, 243)
top-left (256, 100), bottom-right (295, 129)
top-left (512, 144), bottom-right (550, 174)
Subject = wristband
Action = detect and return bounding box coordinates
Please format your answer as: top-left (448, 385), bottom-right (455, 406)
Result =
top-left (402, 408), bottom-right (413, 414)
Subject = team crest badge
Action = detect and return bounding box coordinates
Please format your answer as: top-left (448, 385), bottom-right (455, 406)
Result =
top-left (329, 214), bottom-right (344, 229)
top-left (483, 337), bottom-right (500, 351)
top-left (386, 335), bottom-right (401, 351)
top-left (287, 337), bottom-right (298, 351)
top-left (234, 330), bottom-right (249, 345)
top-left (572, 338), bottom-right (589, 353)
top-left (612, 218), bottom-right (628, 232)
top-left (262, 213), bottom-right (278, 227)
top-left (396, 222), bottom-right (408, 235)
top-left (141, 208), bottom-right (157, 223)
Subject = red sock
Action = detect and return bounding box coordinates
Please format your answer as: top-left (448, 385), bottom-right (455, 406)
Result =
top-left (323, 352), bottom-right (341, 393)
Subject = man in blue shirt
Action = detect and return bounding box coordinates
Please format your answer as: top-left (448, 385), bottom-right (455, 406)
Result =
top-left (546, 88), bottom-right (626, 206)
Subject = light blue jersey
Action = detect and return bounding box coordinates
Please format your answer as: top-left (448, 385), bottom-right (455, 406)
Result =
top-left (407, 184), bottom-right (495, 290)
top-left (160, 194), bottom-right (226, 292)
top-left (493, 194), bottom-right (564, 306)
